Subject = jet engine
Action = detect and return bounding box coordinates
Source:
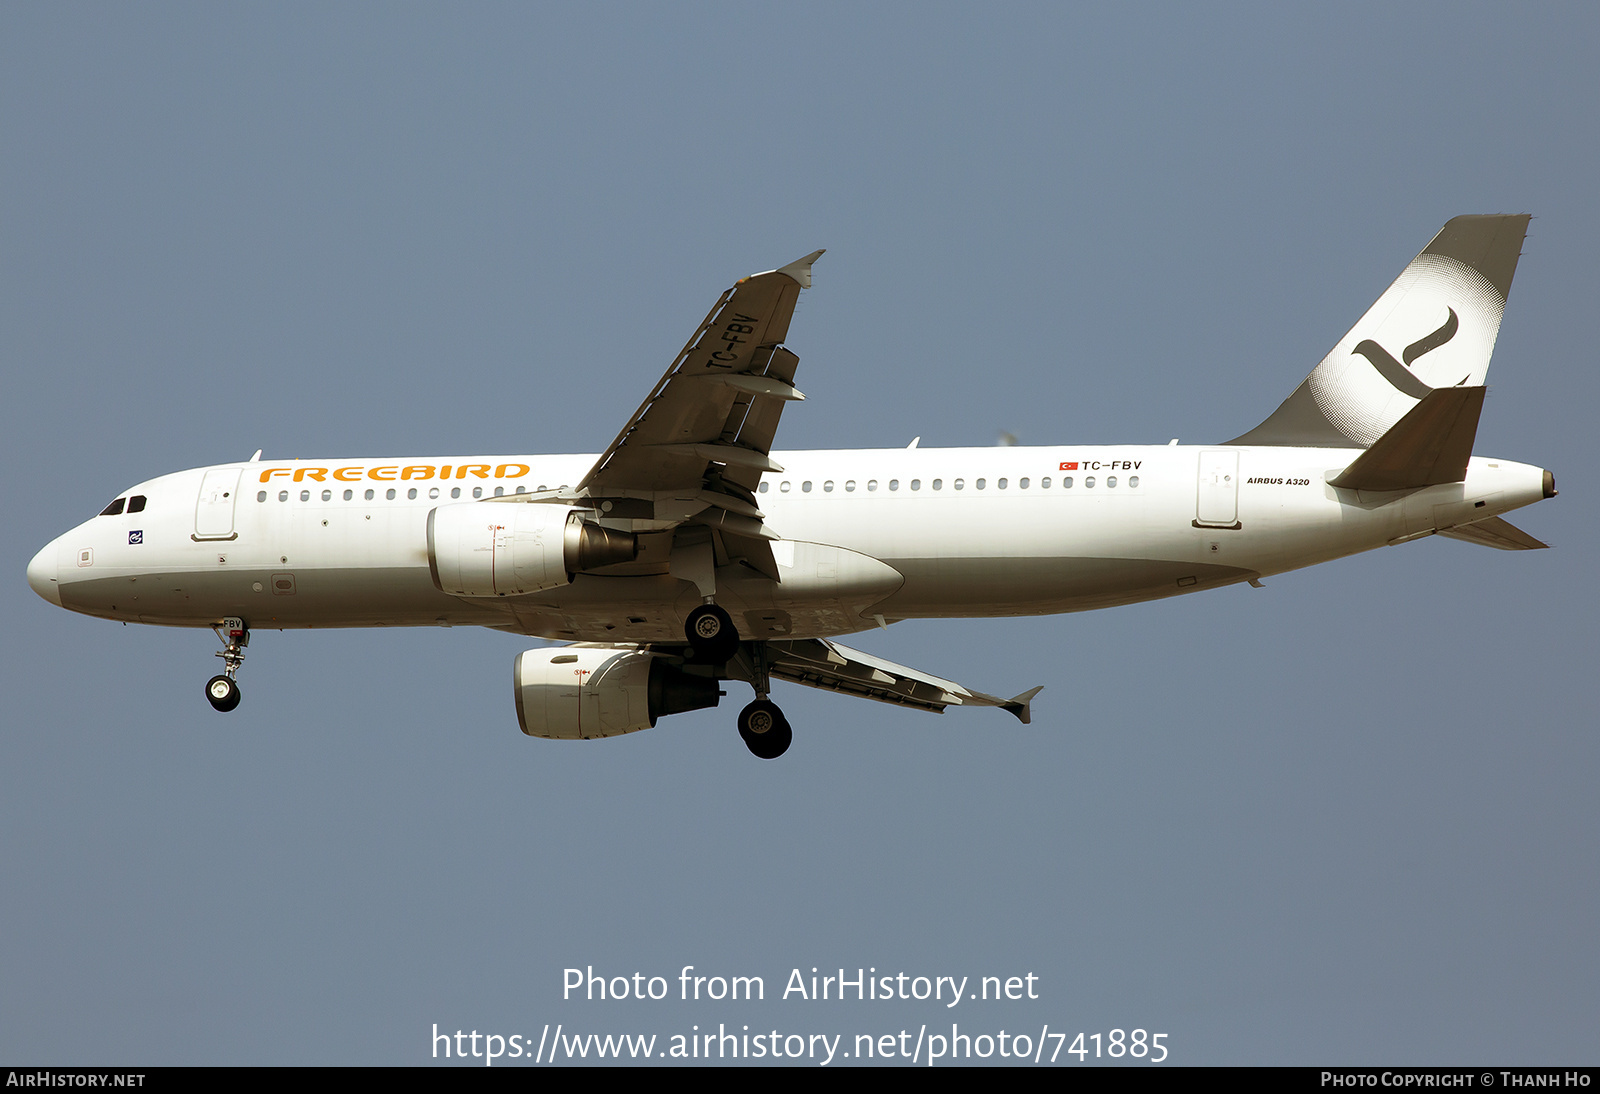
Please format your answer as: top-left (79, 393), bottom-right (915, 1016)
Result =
top-left (427, 502), bottom-right (637, 597)
top-left (513, 647), bottom-right (721, 739)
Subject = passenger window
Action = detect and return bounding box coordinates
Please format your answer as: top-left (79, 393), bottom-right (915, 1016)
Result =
top-left (1085, 476), bottom-right (1095, 488)
top-left (759, 481), bottom-right (769, 493)
top-left (450, 487), bottom-right (460, 499)
top-left (802, 481), bottom-right (813, 493)
top-left (867, 480), bottom-right (878, 491)
top-left (845, 480), bottom-right (856, 492)
top-left (910, 479), bottom-right (920, 491)
top-left (429, 487), bottom-right (440, 499)
top-left (321, 489), bottom-right (332, 501)
top-left (493, 487), bottom-right (504, 497)
top-left (1107, 476), bottom-right (1117, 488)
top-left (932, 479), bottom-right (943, 490)
top-left (408, 488), bottom-right (419, 499)
top-left (279, 491), bottom-right (289, 502)
top-left (127, 495), bottom-right (147, 513)
top-left (473, 487), bottom-right (482, 499)
top-left (823, 481), bottom-right (834, 492)
top-left (516, 486), bottom-right (526, 494)
top-left (101, 498), bottom-right (126, 516)
top-left (257, 491), bottom-right (267, 503)
top-left (998, 478), bottom-right (1007, 490)
top-left (1129, 475), bottom-right (1140, 488)
top-left (1020, 477), bottom-right (1029, 489)
top-left (365, 489), bottom-right (375, 501)
top-left (888, 479), bottom-right (898, 491)
top-left (387, 488), bottom-right (397, 500)
top-left (780, 481), bottom-right (791, 493)
top-left (953, 478), bottom-right (964, 490)
top-left (344, 489), bottom-right (353, 501)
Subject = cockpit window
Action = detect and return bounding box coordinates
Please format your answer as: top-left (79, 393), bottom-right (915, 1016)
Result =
top-left (126, 495), bottom-right (147, 514)
top-left (100, 498), bottom-right (126, 516)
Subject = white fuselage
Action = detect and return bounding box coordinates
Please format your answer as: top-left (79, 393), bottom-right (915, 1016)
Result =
top-left (28, 444), bottom-right (1549, 643)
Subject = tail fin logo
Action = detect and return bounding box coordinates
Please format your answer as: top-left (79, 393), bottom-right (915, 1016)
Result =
top-left (1227, 216), bottom-right (1527, 449)
top-left (1350, 307), bottom-right (1467, 398)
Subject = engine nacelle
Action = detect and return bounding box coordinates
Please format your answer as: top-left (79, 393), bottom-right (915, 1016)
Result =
top-left (427, 502), bottom-right (637, 597)
top-left (513, 647), bottom-right (721, 739)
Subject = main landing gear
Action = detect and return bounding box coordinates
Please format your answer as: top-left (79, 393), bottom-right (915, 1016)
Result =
top-left (735, 640), bottom-right (790, 759)
top-left (684, 603), bottom-right (739, 664)
top-left (738, 698), bottom-right (792, 760)
top-left (206, 617), bottom-right (248, 712)
top-left (682, 604), bottom-right (792, 759)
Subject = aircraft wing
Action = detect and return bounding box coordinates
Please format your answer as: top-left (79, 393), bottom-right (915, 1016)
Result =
top-left (762, 638), bottom-right (1043, 724)
top-left (575, 252), bottom-right (823, 569)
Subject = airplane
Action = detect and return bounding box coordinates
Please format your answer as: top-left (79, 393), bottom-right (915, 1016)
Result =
top-left (26, 215), bottom-right (1555, 759)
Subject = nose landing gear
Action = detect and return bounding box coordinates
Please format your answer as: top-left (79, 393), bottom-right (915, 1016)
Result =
top-left (206, 617), bottom-right (248, 712)
top-left (206, 674), bottom-right (241, 712)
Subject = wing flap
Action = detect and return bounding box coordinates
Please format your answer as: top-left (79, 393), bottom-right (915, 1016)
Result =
top-left (764, 639), bottom-right (1041, 723)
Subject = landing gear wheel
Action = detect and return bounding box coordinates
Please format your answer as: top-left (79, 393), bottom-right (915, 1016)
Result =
top-left (685, 603), bottom-right (739, 664)
top-left (738, 699), bottom-right (792, 760)
top-left (205, 674), bottom-right (241, 712)
top-left (738, 699), bottom-right (781, 738)
top-left (207, 618), bottom-right (249, 712)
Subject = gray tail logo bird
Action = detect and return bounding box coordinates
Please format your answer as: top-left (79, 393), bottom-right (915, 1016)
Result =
top-left (1350, 308), bottom-right (1467, 398)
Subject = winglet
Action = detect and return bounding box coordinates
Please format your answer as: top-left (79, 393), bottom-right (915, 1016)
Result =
top-left (774, 249), bottom-right (826, 289)
top-left (1002, 685), bottom-right (1044, 725)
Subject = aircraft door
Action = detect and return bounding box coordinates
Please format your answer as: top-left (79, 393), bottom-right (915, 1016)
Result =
top-left (194, 468), bottom-right (243, 541)
top-left (1194, 449), bottom-right (1241, 529)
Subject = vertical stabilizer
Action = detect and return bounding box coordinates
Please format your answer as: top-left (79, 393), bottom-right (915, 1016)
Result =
top-left (1228, 214), bottom-right (1529, 447)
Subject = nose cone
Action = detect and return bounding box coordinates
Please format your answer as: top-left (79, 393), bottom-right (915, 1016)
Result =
top-left (27, 541), bottom-right (62, 607)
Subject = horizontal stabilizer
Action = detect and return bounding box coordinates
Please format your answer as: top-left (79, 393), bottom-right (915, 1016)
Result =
top-left (1438, 515), bottom-right (1549, 550)
top-left (1328, 385), bottom-right (1485, 492)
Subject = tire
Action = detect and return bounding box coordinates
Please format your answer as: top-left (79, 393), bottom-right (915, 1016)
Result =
top-left (739, 703), bottom-right (792, 760)
top-left (738, 699), bottom-right (782, 740)
top-left (684, 603), bottom-right (739, 664)
top-left (205, 674), bottom-right (241, 713)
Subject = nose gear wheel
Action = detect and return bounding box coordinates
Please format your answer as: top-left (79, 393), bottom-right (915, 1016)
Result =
top-left (206, 674), bottom-right (241, 712)
top-left (206, 617), bottom-right (249, 712)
